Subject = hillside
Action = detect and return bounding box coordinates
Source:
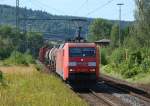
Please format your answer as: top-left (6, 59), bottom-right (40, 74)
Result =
top-left (0, 4), bottom-right (131, 40)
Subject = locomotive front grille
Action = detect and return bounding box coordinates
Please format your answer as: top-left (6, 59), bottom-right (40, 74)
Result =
top-left (68, 73), bottom-right (96, 81)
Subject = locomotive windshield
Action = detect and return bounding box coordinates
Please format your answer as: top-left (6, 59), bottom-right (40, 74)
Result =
top-left (69, 47), bottom-right (96, 57)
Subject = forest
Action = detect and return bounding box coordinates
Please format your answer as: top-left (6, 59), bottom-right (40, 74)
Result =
top-left (87, 0), bottom-right (150, 83)
top-left (0, 4), bottom-right (130, 40)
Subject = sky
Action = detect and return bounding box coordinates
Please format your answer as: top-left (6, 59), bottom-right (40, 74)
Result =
top-left (0, 0), bottom-right (135, 21)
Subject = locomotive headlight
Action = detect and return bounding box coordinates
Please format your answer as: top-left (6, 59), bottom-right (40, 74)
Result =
top-left (90, 69), bottom-right (96, 72)
top-left (69, 62), bottom-right (77, 66)
top-left (69, 69), bottom-right (75, 72)
top-left (88, 62), bottom-right (96, 66)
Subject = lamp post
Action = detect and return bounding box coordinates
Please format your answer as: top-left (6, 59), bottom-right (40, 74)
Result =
top-left (117, 3), bottom-right (124, 47)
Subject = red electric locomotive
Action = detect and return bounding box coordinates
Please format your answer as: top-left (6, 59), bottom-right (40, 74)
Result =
top-left (39, 27), bottom-right (100, 83)
top-left (56, 43), bottom-right (99, 82)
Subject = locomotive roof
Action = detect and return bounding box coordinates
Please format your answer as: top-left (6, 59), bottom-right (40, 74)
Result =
top-left (65, 43), bottom-right (96, 47)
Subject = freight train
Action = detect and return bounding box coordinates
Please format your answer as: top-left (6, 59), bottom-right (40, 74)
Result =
top-left (39, 28), bottom-right (100, 83)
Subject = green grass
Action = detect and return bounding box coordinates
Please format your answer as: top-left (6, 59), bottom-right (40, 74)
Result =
top-left (101, 66), bottom-right (123, 80)
top-left (101, 66), bottom-right (150, 84)
top-left (126, 72), bottom-right (150, 84)
top-left (0, 61), bottom-right (3, 66)
top-left (0, 66), bottom-right (87, 106)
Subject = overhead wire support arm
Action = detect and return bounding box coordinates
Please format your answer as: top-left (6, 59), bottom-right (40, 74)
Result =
top-left (19, 18), bottom-right (88, 22)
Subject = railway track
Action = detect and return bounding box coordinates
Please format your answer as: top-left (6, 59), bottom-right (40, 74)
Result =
top-left (89, 90), bottom-right (119, 106)
top-left (69, 83), bottom-right (129, 106)
top-left (105, 82), bottom-right (150, 103)
top-left (99, 75), bottom-right (150, 106)
top-left (100, 74), bottom-right (150, 96)
top-left (75, 89), bottom-right (120, 106)
top-left (39, 61), bottom-right (150, 106)
top-left (100, 74), bottom-right (150, 103)
top-left (66, 76), bottom-right (150, 106)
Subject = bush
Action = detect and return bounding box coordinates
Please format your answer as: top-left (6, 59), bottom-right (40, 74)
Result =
top-left (140, 48), bottom-right (150, 71)
top-left (141, 58), bottom-right (150, 72)
top-left (0, 71), bottom-right (3, 83)
top-left (35, 63), bottom-right (43, 71)
top-left (129, 51), bottom-right (142, 65)
top-left (119, 62), bottom-right (129, 75)
top-left (103, 62), bottom-right (142, 78)
top-left (101, 48), bottom-right (108, 65)
top-left (109, 48), bottom-right (125, 64)
top-left (0, 47), bottom-right (13, 60)
top-left (3, 51), bottom-right (35, 66)
top-left (123, 65), bottom-right (142, 78)
top-left (24, 52), bottom-right (35, 64)
top-left (103, 47), bottom-right (150, 80)
top-left (102, 65), bottom-right (112, 73)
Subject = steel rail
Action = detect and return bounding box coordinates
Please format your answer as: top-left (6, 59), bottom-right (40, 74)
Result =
top-left (89, 89), bottom-right (118, 106)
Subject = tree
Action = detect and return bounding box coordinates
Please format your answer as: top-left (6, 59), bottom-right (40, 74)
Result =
top-left (88, 19), bottom-right (112, 42)
top-left (134, 0), bottom-right (150, 47)
top-left (122, 26), bottom-right (130, 40)
top-left (0, 25), bottom-right (15, 59)
top-left (0, 25), bottom-right (44, 59)
top-left (110, 24), bottom-right (119, 47)
top-left (26, 32), bottom-right (44, 57)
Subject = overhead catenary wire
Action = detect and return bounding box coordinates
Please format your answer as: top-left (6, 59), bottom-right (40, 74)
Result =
top-left (1, 0), bottom-right (11, 2)
top-left (14, 0), bottom-right (88, 40)
top-left (74, 0), bottom-right (88, 15)
top-left (35, 0), bottom-right (66, 15)
top-left (86, 0), bottom-right (114, 16)
top-left (28, 0), bottom-right (46, 11)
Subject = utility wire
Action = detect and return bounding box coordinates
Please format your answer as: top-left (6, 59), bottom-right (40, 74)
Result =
top-left (29, 0), bottom-right (45, 11)
top-left (86, 0), bottom-right (114, 16)
top-left (1, 0), bottom-right (6, 1)
top-left (74, 0), bottom-right (88, 14)
top-left (35, 0), bottom-right (66, 14)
